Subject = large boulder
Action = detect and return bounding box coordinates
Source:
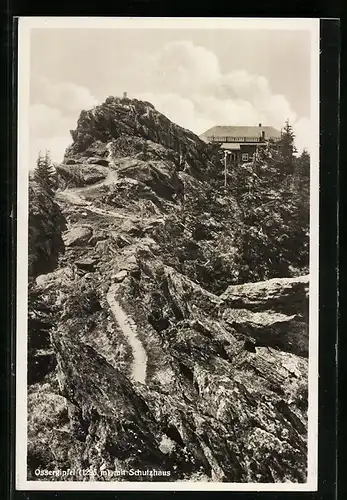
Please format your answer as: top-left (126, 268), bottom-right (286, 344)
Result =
top-left (220, 276), bottom-right (309, 356)
top-left (49, 333), bottom-right (198, 480)
top-left (83, 171), bottom-right (107, 185)
top-left (56, 163), bottom-right (108, 188)
top-left (220, 308), bottom-right (308, 356)
top-left (88, 229), bottom-right (109, 246)
top-left (27, 384), bottom-right (74, 480)
top-left (221, 275), bottom-right (309, 314)
top-left (117, 160), bottom-right (184, 202)
top-left (63, 226), bottom-right (93, 247)
top-left (35, 266), bottom-right (74, 289)
top-left (112, 270), bottom-right (128, 282)
top-left (75, 257), bottom-right (98, 272)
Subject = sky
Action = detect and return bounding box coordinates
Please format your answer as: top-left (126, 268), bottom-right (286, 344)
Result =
top-left (28, 23), bottom-right (315, 168)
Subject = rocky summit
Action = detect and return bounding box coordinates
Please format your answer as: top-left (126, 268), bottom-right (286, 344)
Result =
top-left (28, 96), bottom-right (310, 483)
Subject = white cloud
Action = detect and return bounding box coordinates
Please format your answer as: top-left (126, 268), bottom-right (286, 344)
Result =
top-left (49, 81), bottom-right (98, 113)
top-left (137, 92), bottom-right (214, 135)
top-left (29, 102), bottom-right (76, 168)
top-left (293, 117), bottom-right (312, 154)
top-left (30, 103), bottom-right (73, 138)
top-left (154, 40), bottom-right (221, 94)
top-left (136, 41), bottom-right (310, 152)
top-left (31, 76), bottom-right (98, 113)
top-left (30, 78), bottom-right (99, 167)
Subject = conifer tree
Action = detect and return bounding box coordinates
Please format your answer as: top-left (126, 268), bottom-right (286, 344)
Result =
top-left (228, 121), bottom-right (309, 283)
top-left (33, 150), bottom-right (56, 194)
top-left (29, 150), bottom-right (65, 277)
top-left (278, 119), bottom-right (297, 174)
top-left (295, 148), bottom-right (310, 183)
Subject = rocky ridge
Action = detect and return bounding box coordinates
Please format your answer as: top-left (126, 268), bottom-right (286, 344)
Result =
top-left (28, 96), bottom-right (310, 483)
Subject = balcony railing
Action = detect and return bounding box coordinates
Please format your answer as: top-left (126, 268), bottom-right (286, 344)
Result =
top-left (207, 136), bottom-right (263, 143)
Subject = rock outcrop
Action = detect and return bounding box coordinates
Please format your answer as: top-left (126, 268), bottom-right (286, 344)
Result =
top-left (220, 276), bottom-right (309, 356)
top-left (221, 275), bottom-right (309, 314)
top-left (65, 97), bottom-right (219, 182)
top-left (28, 96), bottom-right (310, 484)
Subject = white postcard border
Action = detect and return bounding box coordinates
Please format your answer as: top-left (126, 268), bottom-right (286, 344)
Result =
top-left (16, 16), bottom-right (320, 492)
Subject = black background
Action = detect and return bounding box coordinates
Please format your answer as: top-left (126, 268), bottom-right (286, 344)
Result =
top-left (0, 7), bottom-right (342, 500)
